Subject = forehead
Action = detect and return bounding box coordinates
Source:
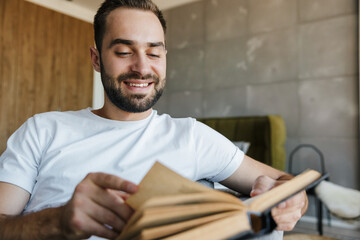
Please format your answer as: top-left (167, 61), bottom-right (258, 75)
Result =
top-left (103, 8), bottom-right (165, 47)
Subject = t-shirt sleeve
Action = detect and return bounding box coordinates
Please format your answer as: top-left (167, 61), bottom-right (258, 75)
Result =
top-left (0, 117), bottom-right (41, 193)
top-left (193, 121), bottom-right (244, 182)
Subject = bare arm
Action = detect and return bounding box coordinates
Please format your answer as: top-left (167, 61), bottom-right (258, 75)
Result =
top-left (220, 155), bottom-right (286, 194)
top-left (220, 155), bottom-right (308, 231)
top-left (0, 182), bottom-right (30, 215)
top-left (0, 183), bottom-right (62, 239)
top-left (0, 173), bottom-right (138, 240)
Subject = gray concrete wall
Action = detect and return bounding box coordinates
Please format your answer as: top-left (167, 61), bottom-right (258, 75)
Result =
top-left (154, 0), bottom-right (359, 190)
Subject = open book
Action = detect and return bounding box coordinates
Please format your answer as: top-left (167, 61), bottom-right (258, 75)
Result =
top-left (117, 162), bottom-right (323, 240)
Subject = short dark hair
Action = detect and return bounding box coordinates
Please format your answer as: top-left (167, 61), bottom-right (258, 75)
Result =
top-left (94, 0), bottom-right (166, 54)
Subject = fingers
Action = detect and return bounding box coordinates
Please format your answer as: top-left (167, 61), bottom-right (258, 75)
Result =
top-left (63, 204), bottom-right (119, 240)
top-left (110, 189), bottom-right (131, 201)
top-left (271, 192), bottom-right (306, 231)
top-left (272, 205), bottom-right (303, 231)
top-left (74, 181), bottom-right (134, 222)
top-left (74, 196), bottom-right (126, 235)
top-left (61, 173), bottom-right (138, 239)
top-left (87, 172), bottom-right (138, 194)
top-left (82, 173), bottom-right (138, 221)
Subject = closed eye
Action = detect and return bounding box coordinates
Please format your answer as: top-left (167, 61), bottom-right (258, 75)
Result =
top-left (115, 52), bottom-right (131, 57)
top-left (148, 54), bottom-right (160, 58)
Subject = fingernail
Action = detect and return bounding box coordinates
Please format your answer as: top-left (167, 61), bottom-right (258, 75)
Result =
top-left (126, 182), bottom-right (138, 193)
top-left (250, 189), bottom-right (260, 197)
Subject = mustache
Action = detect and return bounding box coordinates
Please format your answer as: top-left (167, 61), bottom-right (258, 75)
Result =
top-left (117, 73), bottom-right (160, 83)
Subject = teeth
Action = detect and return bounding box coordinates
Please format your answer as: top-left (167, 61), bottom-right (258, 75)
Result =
top-left (128, 83), bottom-right (149, 87)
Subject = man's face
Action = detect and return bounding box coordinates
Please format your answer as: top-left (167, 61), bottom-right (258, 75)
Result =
top-left (99, 8), bottom-right (167, 113)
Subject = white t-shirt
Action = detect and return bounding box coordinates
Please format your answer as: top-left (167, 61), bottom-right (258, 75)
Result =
top-left (0, 108), bottom-right (244, 238)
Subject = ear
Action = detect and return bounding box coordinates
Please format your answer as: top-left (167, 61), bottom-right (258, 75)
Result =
top-left (90, 46), bottom-right (101, 72)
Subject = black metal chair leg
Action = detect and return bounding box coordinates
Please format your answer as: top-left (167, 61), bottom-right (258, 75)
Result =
top-left (316, 197), bottom-right (323, 235)
top-left (288, 144), bottom-right (329, 236)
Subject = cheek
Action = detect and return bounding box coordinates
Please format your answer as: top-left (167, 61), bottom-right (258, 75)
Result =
top-left (105, 63), bottom-right (120, 76)
top-left (154, 60), bottom-right (166, 79)
top-left (101, 54), bottom-right (128, 76)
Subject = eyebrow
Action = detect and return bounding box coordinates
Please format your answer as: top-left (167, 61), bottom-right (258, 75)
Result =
top-left (108, 38), bottom-right (165, 49)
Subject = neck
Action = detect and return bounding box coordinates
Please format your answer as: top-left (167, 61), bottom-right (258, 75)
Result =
top-left (92, 97), bottom-right (152, 121)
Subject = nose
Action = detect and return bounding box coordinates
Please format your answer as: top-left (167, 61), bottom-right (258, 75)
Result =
top-left (130, 54), bottom-right (151, 77)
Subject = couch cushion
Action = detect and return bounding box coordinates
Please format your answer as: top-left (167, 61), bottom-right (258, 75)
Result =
top-left (198, 115), bottom-right (286, 171)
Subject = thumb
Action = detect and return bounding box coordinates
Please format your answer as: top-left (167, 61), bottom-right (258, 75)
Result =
top-left (250, 175), bottom-right (276, 197)
top-left (250, 188), bottom-right (263, 197)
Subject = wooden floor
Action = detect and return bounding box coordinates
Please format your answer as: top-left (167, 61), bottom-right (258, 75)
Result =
top-left (285, 220), bottom-right (360, 240)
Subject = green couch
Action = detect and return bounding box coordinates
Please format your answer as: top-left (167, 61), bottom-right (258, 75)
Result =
top-left (198, 115), bottom-right (286, 171)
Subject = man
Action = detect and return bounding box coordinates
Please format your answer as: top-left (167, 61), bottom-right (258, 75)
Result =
top-left (0, 0), bottom-right (307, 239)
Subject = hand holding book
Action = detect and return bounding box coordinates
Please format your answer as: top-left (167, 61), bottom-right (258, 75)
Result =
top-left (250, 175), bottom-right (307, 231)
top-left (117, 162), bottom-right (323, 240)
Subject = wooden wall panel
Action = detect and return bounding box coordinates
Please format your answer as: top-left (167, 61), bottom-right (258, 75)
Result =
top-left (0, 0), bottom-right (94, 153)
top-left (0, 0), bottom-right (21, 152)
top-left (0, 0), bottom-right (5, 57)
top-left (16, 2), bottom-right (37, 125)
top-left (0, 0), bottom-right (6, 150)
top-left (33, 5), bottom-right (62, 114)
top-left (60, 16), bottom-right (81, 111)
top-left (76, 21), bottom-right (95, 109)
top-left (59, 17), bottom-right (94, 111)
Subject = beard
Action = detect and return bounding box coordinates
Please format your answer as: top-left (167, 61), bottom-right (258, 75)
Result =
top-left (100, 61), bottom-right (165, 113)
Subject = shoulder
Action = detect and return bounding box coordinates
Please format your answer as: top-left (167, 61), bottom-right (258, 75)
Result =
top-left (31, 108), bottom-right (91, 125)
top-left (152, 112), bottom-right (197, 128)
top-left (150, 112), bottom-right (223, 135)
top-left (17, 108), bottom-right (92, 139)
top-left (33, 108), bottom-right (90, 120)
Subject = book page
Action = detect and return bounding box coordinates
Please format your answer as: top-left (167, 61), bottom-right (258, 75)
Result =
top-left (121, 191), bottom-right (246, 239)
top-left (141, 190), bottom-right (245, 209)
top-left (120, 203), bottom-right (244, 240)
top-left (135, 211), bottom-right (240, 240)
top-left (162, 212), bottom-right (251, 240)
top-left (126, 162), bottom-right (243, 209)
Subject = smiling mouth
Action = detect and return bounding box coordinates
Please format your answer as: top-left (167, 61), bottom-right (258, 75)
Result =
top-left (124, 82), bottom-right (152, 88)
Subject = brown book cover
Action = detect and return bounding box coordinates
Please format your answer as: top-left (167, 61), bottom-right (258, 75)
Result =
top-left (117, 162), bottom-right (323, 240)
